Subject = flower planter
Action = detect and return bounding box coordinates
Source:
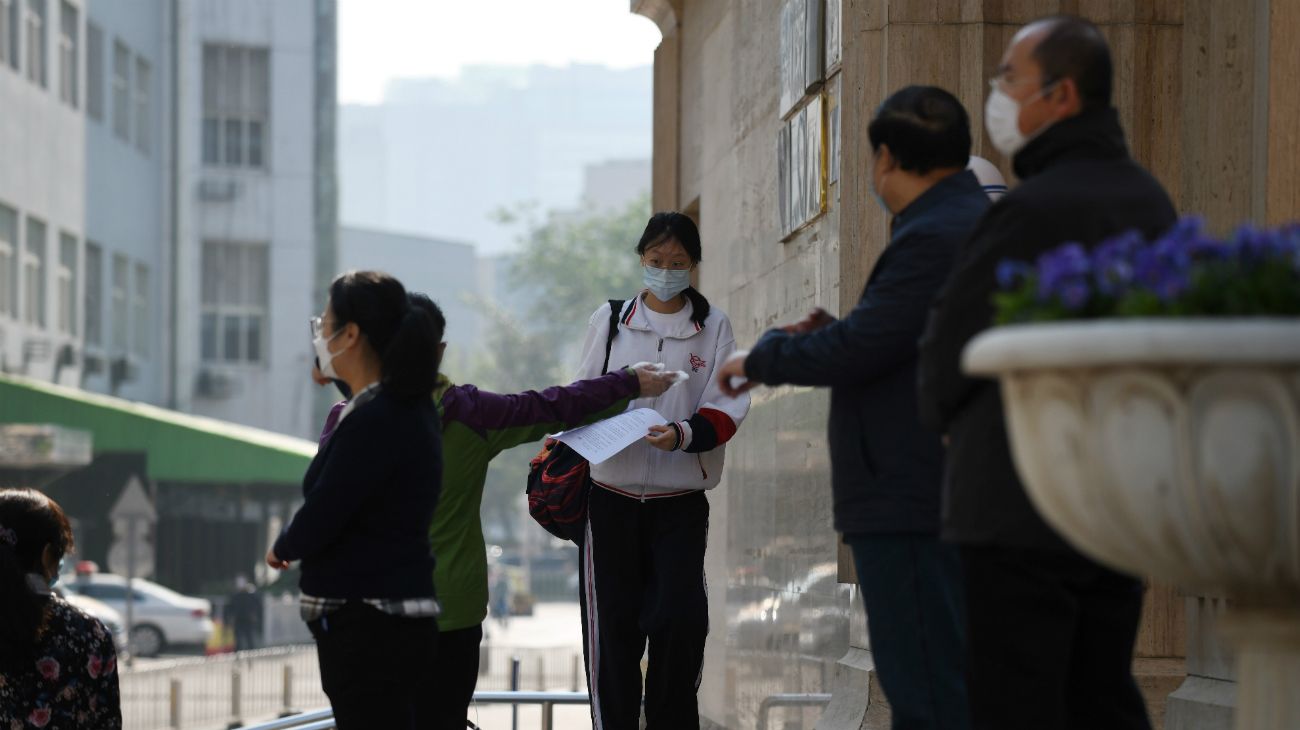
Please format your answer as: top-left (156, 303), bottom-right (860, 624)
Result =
top-left (964, 319), bottom-right (1300, 730)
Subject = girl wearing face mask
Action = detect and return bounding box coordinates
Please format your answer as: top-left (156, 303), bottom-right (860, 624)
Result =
top-left (572, 212), bottom-right (750, 729)
top-left (1, 488), bottom-right (122, 729)
top-left (266, 270), bottom-right (442, 730)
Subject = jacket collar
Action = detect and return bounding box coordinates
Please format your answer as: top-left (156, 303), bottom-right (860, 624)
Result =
top-left (892, 170), bottom-right (983, 233)
top-left (620, 292), bottom-right (706, 339)
top-left (1013, 106), bottom-right (1130, 180)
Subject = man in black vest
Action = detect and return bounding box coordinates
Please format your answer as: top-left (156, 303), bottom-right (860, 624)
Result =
top-left (719, 85), bottom-right (988, 730)
top-left (918, 16), bottom-right (1176, 730)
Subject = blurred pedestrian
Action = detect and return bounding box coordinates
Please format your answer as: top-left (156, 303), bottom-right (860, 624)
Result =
top-left (574, 212), bottom-right (750, 729)
top-left (267, 270), bottom-right (442, 730)
top-left (224, 574), bottom-right (262, 652)
top-left (1, 488), bottom-right (122, 729)
top-left (918, 16), bottom-right (1176, 730)
top-left (716, 85), bottom-right (987, 730)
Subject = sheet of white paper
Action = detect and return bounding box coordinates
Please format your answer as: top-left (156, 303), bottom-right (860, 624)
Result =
top-left (553, 407), bottom-right (667, 464)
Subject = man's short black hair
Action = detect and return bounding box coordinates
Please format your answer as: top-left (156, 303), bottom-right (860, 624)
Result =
top-left (867, 86), bottom-right (971, 174)
top-left (1031, 15), bottom-right (1113, 110)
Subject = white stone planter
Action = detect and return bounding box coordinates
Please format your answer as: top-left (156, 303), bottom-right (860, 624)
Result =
top-left (963, 319), bottom-right (1300, 730)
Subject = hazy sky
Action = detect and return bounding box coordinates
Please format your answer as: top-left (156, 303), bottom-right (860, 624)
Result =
top-left (337, 0), bottom-right (663, 104)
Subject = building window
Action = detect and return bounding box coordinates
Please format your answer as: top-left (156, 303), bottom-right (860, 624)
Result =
top-left (110, 253), bottom-right (127, 351)
top-left (56, 232), bottom-right (76, 334)
top-left (202, 44), bottom-right (269, 169)
top-left (57, 0), bottom-right (75, 107)
top-left (132, 262), bottom-right (148, 356)
top-left (133, 56), bottom-right (149, 153)
top-left (23, 216), bottom-right (46, 327)
top-left (201, 241), bottom-right (268, 364)
top-left (84, 241), bottom-right (101, 346)
top-left (112, 39), bottom-right (129, 141)
top-left (0, 203), bottom-right (16, 319)
top-left (1, 0), bottom-right (17, 72)
top-left (24, 0), bottom-right (45, 86)
top-left (85, 22), bottom-right (102, 120)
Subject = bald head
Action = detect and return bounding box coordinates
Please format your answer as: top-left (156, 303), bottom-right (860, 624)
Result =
top-left (1018, 15), bottom-right (1113, 111)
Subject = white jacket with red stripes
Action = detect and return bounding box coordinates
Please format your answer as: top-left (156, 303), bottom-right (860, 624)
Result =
top-left (575, 293), bottom-right (751, 499)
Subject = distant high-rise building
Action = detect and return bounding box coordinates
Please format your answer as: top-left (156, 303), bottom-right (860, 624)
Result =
top-left (339, 64), bottom-right (652, 255)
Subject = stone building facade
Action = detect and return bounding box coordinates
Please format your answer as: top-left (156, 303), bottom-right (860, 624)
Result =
top-left (630, 1), bottom-right (1299, 727)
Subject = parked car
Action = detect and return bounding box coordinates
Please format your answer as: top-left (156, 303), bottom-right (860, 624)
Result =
top-left (54, 586), bottom-right (130, 661)
top-left (730, 562), bottom-right (851, 655)
top-left (62, 571), bottom-right (215, 657)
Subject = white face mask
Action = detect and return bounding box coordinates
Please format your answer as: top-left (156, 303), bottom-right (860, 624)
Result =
top-left (643, 265), bottom-right (691, 302)
top-left (984, 82), bottom-right (1056, 158)
top-left (312, 330), bottom-right (345, 380)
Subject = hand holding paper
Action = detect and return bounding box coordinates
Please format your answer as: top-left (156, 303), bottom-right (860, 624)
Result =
top-left (554, 408), bottom-right (667, 464)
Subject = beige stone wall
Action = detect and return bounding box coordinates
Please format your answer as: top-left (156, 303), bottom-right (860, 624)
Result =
top-left (640, 0), bottom-right (1299, 726)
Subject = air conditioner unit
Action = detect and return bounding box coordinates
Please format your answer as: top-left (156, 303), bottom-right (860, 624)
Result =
top-left (195, 368), bottom-right (236, 399)
top-left (198, 178), bottom-right (240, 201)
top-left (23, 338), bottom-right (52, 362)
top-left (109, 356), bottom-right (137, 391)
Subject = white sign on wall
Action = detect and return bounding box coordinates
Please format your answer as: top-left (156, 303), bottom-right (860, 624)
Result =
top-left (780, 0), bottom-right (826, 119)
top-left (778, 95), bottom-right (827, 239)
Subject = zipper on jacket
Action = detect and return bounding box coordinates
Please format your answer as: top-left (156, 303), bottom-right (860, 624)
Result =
top-left (657, 338), bottom-right (664, 353)
top-left (698, 454), bottom-right (708, 480)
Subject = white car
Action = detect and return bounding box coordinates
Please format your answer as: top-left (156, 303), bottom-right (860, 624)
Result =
top-left (63, 573), bottom-right (215, 657)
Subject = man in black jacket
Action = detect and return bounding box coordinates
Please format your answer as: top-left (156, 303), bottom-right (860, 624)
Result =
top-left (917, 16), bottom-right (1176, 730)
top-left (717, 86), bottom-right (987, 730)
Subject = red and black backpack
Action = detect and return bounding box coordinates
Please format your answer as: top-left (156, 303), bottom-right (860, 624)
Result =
top-left (526, 299), bottom-right (624, 543)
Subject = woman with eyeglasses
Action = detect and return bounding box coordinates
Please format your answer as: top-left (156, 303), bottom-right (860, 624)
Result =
top-left (572, 212), bottom-right (750, 729)
top-left (266, 270), bottom-right (442, 729)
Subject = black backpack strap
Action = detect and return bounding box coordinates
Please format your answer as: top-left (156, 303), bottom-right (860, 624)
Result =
top-left (601, 299), bottom-right (625, 375)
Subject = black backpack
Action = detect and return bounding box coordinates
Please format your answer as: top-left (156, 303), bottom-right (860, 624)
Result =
top-left (526, 300), bottom-right (625, 543)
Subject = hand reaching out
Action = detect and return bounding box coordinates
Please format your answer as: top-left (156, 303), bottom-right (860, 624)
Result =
top-left (634, 365), bottom-right (679, 398)
top-left (781, 307), bottom-right (836, 335)
top-left (716, 351), bottom-right (757, 398)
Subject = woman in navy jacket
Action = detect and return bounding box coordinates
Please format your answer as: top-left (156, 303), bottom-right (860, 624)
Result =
top-left (267, 270), bottom-right (442, 729)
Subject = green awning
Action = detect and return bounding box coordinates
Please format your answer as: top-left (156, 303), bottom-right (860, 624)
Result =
top-left (0, 374), bottom-right (315, 483)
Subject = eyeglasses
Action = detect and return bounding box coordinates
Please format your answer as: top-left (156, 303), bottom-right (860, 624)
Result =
top-left (309, 316), bottom-right (333, 339)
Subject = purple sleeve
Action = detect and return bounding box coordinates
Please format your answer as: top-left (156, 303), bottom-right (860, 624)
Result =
top-left (443, 370), bottom-right (638, 435)
top-left (318, 401), bottom-right (347, 445)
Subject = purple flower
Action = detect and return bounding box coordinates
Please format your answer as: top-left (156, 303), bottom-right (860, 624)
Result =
top-left (996, 260), bottom-right (1033, 290)
top-left (1058, 280), bottom-right (1092, 311)
top-left (1036, 243), bottom-right (1091, 303)
top-left (1092, 230), bottom-right (1144, 296)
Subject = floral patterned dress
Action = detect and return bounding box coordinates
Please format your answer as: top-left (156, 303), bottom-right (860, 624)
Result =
top-left (0, 595), bottom-right (122, 729)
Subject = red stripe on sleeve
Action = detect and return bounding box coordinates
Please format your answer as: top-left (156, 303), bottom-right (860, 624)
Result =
top-left (699, 407), bottom-right (738, 445)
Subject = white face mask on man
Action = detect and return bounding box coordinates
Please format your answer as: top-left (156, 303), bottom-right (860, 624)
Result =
top-left (984, 81), bottom-right (1058, 158)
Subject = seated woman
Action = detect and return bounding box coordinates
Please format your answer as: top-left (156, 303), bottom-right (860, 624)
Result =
top-left (1, 488), bottom-right (122, 729)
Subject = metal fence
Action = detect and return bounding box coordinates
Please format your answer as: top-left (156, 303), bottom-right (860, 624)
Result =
top-left (120, 646), bottom-right (327, 730)
top-left (477, 644), bottom-right (585, 692)
top-left (118, 643), bottom-right (584, 729)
